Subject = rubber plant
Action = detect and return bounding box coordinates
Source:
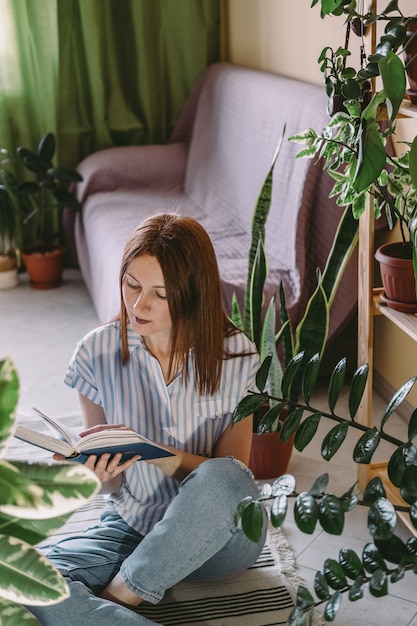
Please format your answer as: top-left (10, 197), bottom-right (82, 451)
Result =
top-left (0, 357), bottom-right (100, 625)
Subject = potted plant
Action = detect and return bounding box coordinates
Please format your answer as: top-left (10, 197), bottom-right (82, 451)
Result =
top-left (233, 350), bottom-right (417, 623)
top-left (17, 132), bottom-right (82, 289)
top-left (290, 2), bottom-right (417, 311)
top-left (0, 149), bottom-right (21, 289)
top-left (231, 130), bottom-right (359, 478)
top-left (0, 356), bottom-right (100, 625)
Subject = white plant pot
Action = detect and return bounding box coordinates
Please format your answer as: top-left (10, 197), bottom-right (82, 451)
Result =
top-left (0, 267), bottom-right (19, 289)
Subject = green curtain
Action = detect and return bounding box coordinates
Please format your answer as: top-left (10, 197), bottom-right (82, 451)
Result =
top-left (0, 0), bottom-right (220, 165)
top-left (0, 0), bottom-right (220, 245)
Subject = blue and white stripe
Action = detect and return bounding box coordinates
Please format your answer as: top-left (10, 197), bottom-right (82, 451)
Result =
top-left (64, 322), bottom-right (259, 534)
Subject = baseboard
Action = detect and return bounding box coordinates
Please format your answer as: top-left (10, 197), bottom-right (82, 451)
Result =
top-left (373, 371), bottom-right (413, 423)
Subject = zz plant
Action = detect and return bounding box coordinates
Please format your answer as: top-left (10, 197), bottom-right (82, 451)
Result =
top-left (0, 357), bottom-right (100, 625)
top-left (233, 353), bottom-right (417, 624)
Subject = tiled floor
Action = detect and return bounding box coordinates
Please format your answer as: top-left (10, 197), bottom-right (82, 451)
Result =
top-left (1, 269), bottom-right (417, 625)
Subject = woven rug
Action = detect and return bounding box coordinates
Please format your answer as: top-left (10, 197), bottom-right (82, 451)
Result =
top-left (7, 413), bottom-right (324, 626)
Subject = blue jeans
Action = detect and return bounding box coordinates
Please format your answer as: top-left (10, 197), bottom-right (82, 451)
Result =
top-left (28, 457), bottom-right (267, 626)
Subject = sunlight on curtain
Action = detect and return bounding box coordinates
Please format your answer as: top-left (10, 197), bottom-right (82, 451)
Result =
top-left (0, 0), bottom-right (220, 246)
top-left (0, 0), bottom-right (220, 164)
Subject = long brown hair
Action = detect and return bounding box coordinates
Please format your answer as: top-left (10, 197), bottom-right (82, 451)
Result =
top-left (119, 213), bottom-right (241, 395)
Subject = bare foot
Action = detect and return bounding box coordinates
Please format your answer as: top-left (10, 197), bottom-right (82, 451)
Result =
top-left (100, 572), bottom-right (143, 608)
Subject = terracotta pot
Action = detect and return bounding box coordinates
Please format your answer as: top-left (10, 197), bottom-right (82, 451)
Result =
top-left (249, 431), bottom-right (294, 480)
top-left (21, 246), bottom-right (66, 289)
top-left (404, 21), bottom-right (417, 104)
top-left (375, 241), bottom-right (417, 312)
top-left (0, 254), bottom-right (19, 289)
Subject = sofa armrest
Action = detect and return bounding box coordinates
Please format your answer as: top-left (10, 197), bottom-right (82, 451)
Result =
top-left (74, 142), bottom-right (188, 204)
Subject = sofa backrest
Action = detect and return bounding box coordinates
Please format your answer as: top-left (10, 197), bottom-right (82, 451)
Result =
top-left (183, 63), bottom-right (330, 310)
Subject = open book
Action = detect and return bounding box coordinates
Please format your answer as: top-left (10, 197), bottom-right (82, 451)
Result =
top-left (14, 408), bottom-right (175, 463)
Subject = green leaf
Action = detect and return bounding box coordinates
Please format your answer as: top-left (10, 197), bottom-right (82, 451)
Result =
top-left (0, 460), bottom-right (41, 509)
top-left (362, 543), bottom-right (386, 573)
top-left (37, 132), bottom-right (55, 163)
top-left (286, 606), bottom-right (307, 625)
top-left (244, 129), bottom-right (285, 338)
top-left (295, 584), bottom-right (315, 610)
top-left (353, 427), bottom-right (381, 464)
top-left (409, 135), bottom-right (417, 190)
top-left (0, 462), bottom-right (100, 519)
top-left (368, 498), bottom-right (397, 540)
top-left (388, 442), bottom-right (416, 488)
top-left (363, 477), bottom-right (386, 504)
top-left (294, 413), bottom-right (321, 452)
top-left (328, 358), bottom-right (347, 412)
top-left (379, 51), bottom-right (406, 125)
top-left (255, 356), bottom-right (272, 392)
top-left (348, 364), bottom-right (369, 419)
top-left (319, 494), bottom-right (344, 534)
top-left (232, 394), bottom-right (267, 424)
top-left (0, 511), bottom-right (70, 545)
top-left (375, 534), bottom-right (416, 565)
top-left (324, 590), bottom-right (342, 621)
top-left (339, 547), bottom-right (365, 579)
top-left (0, 358), bottom-right (19, 454)
top-left (348, 575), bottom-right (364, 601)
top-left (241, 500), bottom-right (264, 543)
top-left (0, 599), bottom-right (42, 625)
top-left (314, 570), bottom-right (329, 600)
top-left (281, 352), bottom-right (305, 399)
top-left (257, 403), bottom-right (286, 435)
top-left (271, 473), bottom-right (296, 497)
top-left (352, 119), bottom-right (386, 192)
top-left (369, 569), bottom-right (388, 597)
top-left (381, 377), bottom-right (417, 430)
top-left (302, 354), bottom-right (321, 404)
top-left (321, 422), bottom-right (349, 461)
top-left (323, 558), bottom-right (347, 590)
top-left (0, 534), bottom-right (68, 604)
top-left (294, 492), bottom-right (318, 534)
top-left (249, 239), bottom-right (267, 349)
top-left (309, 473), bottom-right (329, 496)
top-left (230, 293), bottom-right (243, 330)
top-left (280, 406), bottom-right (304, 443)
top-left (270, 494), bottom-right (288, 528)
top-left (408, 407), bottom-right (417, 441)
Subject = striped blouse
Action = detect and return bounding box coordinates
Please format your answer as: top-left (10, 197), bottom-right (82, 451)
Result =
top-left (64, 321), bottom-right (259, 535)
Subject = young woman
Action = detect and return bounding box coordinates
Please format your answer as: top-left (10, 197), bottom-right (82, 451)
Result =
top-left (29, 213), bottom-right (266, 625)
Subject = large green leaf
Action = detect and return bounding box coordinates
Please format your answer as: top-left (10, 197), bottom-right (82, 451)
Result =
top-left (323, 558), bottom-right (347, 590)
top-left (0, 599), bottom-right (41, 625)
top-left (348, 364), bottom-right (369, 419)
top-left (249, 239), bottom-right (267, 349)
top-left (0, 511), bottom-right (70, 545)
top-left (381, 377), bottom-right (417, 430)
top-left (0, 358), bottom-right (19, 454)
top-left (0, 460), bottom-right (42, 508)
top-left (318, 494), bottom-right (344, 534)
top-left (243, 129), bottom-right (285, 334)
top-left (379, 51), bottom-right (406, 125)
top-left (321, 205), bottom-right (359, 307)
top-left (0, 534), bottom-right (68, 604)
top-left (353, 427), bottom-right (381, 463)
top-left (241, 500), bottom-right (264, 543)
top-left (352, 119), bottom-right (386, 192)
top-left (0, 462), bottom-right (100, 519)
top-left (339, 547), bottom-right (365, 580)
top-left (328, 358), bottom-right (347, 413)
top-left (294, 413), bottom-right (321, 452)
top-left (294, 492), bottom-right (319, 534)
top-left (368, 498), bottom-right (397, 540)
top-left (321, 422), bottom-right (349, 461)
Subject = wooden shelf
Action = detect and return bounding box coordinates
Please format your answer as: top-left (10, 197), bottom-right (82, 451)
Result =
top-left (376, 301), bottom-right (417, 341)
top-left (399, 99), bottom-right (417, 119)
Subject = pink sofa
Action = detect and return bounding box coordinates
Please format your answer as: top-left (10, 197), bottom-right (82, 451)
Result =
top-left (66, 62), bottom-right (358, 358)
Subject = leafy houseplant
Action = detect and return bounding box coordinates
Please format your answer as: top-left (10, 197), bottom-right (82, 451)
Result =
top-left (0, 149), bottom-right (21, 288)
top-left (233, 354), bottom-right (417, 624)
top-left (17, 132), bottom-right (83, 289)
top-left (230, 129), bottom-right (359, 478)
top-left (290, 1), bottom-right (417, 310)
top-left (0, 357), bottom-right (100, 625)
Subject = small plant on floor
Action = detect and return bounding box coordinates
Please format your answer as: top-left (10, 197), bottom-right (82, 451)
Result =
top-left (17, 132), bottom-right (82, 252)
top-left (233, 354), bottom-right (417, 624)
top-left (0, 357), bottom-right (100, 625)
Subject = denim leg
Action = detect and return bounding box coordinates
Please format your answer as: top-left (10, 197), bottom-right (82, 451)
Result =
top-left (120, 457), bottom-right (267, 604)
top-left (25, 504), bottom-right (161, 625)
top-left (27, 579), bottom-right (159, 626)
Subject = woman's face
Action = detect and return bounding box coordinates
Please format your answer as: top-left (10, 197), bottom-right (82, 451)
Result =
top-left (122, 254), bottom-right (172, 341)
